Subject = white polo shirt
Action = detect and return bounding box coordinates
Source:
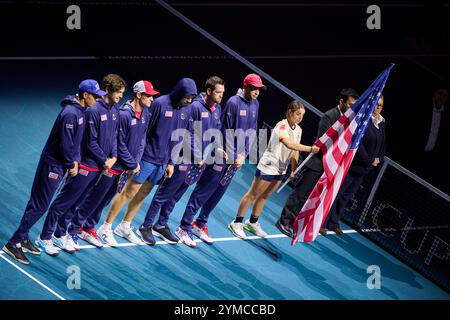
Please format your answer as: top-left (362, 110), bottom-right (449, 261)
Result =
top-left (257, 119), bottom-right (302, 175)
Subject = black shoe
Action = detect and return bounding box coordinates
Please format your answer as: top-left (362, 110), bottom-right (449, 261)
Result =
top-left (21, 240), bottom-right (41, 255)
top-left (2, 243), bottom-right (30, 265)
top-left (152, 226), bottom-right (179, 245)
top-left (137, 225), bottom-right (156, 246)
top-left (275, 219), bottom-right (293, 238)
top-left (319, 228), bottom-right (328, 236)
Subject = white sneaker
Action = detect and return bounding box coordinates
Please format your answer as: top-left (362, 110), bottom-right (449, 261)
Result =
top-left (175, 227), bottom-right (197, 248)
top-left (192, 222), bottom-right (213, 244)
top-left (35, 237), bottom-right (60, 257)
top-left (228, 221), bottom-right (247, 239)
top-left (114, 223), bottom-right (143, 245)
top-left (244, 219), bottom-right (267, 238)
top-left (79, 228), bottom-right (103, 248)
top-left (97, 225), bottom-right (118, 247)
top-left (67, 234), bottom-right (80, 251)
top-left (51, 234), bottom-right (76, 254)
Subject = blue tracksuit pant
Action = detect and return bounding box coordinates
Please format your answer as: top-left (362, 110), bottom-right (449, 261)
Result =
top-left (142, 164), bottom-right (190, 229)
top-left (9, 159), bottom-right (65, 245)
top-left (41, 169), bottom-right (100, 240)
top-left (69, 171), bottom-right (119, 236)
top-left (179, 163), bottom-right (230, 232)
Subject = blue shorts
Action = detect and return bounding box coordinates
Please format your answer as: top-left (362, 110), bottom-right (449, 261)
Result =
top-left (255, 169), bottom-right (284, 182)
top-left (133, 161), bottom-right (166, 185)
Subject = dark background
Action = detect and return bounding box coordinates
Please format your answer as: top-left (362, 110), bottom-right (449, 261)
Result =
top-left (0, 0), bottom-right (449, 193)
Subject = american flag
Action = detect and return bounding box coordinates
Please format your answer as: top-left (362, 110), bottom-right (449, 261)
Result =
top-left (291, 64), bottom-right (394, 245)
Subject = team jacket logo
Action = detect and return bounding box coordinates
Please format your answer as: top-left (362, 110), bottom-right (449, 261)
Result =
top-left (180, 112), bottom-right (186, 120)
top-left (239, 109), bottom-right (247, 116)
top-left (131, 119), bottom-right (137, 126)
top-left (100, 114), bottom-right (108, 121)
top-left (142, 117), bottom-right (145, 124)
top-left (214, 112), bottom-right (220, 119)
top-left (201, 112), bottom-right (209, 118)
top-left (252, 111), bottom-right (256, 117)
top-left (112, 113), bottom-right (117, 121)
top-left (48, 172), bottom-right (59, 180)
top-left (79, 169), bottom-right (89, 176)
top-left (78, 117), bottom-right (84, 125)
top-left (66, 123), bottom-right (74, 129)
top-left (165, 111), bottom-right (173, 118)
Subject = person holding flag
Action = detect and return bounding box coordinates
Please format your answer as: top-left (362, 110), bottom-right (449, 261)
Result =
top-left (290, 64), bottom-right (393, 244)
top-left (276, 88), bottom-right (360, 237)
top-left (229, 100), bottom-right (319, 239)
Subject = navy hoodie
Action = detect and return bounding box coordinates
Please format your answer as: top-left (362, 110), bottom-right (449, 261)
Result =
top-left (40, 95), bottom-right (86, 170)
top-left (189, 92), bottom-right (222, 162)
top-left (113, 100), bottom-right (150, 171)
top-left (81, 98), bottom-right (119, 168)
top-left (142, 78), bottom-right (197, 165)
top-left (221, 88), bottom-right (259, 160)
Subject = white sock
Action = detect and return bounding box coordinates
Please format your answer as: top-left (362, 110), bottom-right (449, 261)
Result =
top-left (121, 220), bottom-right (131, 229)
top-left (103, 222), bottom-right (112, 230)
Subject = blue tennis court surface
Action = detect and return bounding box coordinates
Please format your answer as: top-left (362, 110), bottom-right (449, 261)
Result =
top-left (1, 96), bottom-right (449, 301)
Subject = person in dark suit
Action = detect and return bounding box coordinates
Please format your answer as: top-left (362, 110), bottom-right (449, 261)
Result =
top-left (276, 88), bottom-right (360, 237)
top-left (321, 95), bottom-right (386, 235)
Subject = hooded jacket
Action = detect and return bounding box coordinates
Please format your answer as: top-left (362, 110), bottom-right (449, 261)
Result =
top-left (142, 78), bottom-right (197, 165)
top-left (40, 95), bottom-right (86, 170)
top-left (114, 100), bottom-right (150, 171)
top-left (221, 88), bottom-right (259, 160)
top-left (81, 98), bottom-right (120, 168)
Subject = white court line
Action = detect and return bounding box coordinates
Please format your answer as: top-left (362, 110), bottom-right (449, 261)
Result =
top-left (0, 254), bottom-right (66, 300)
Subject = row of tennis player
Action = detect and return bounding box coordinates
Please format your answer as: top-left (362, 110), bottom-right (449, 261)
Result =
top-left (2, 73), bottom-right (379, 265)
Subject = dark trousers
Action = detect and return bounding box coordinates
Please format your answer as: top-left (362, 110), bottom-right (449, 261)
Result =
top-left (142, 164), bottom-right (190, 229)
top-left (324, 170), bottom-right (365, 229)
top-left (69, 171), bottom-right (119, 236)
top-left (40, 170), bottom-right (99, 240)
top-left (180, 164), bottom-right (226, 232)
top-left (279, 167), bottom-right (322, 227)
top-left (9, 159), bottom-right (64, 245)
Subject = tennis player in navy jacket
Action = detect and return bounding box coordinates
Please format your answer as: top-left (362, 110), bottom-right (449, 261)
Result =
top-left (2, 79), bottom-right (102, 264)
top-left (37, 74), bottom-right (126, 256)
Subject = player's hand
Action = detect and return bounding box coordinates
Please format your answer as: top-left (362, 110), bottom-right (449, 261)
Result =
top-left (69, 161), bottom-right (78, 177)
top-left (104, 157), bottom-right (117, 169)
top-left (234, 154), bottom-right (245, 168)
top-left (165, 164), bottom-right (174, 178)
top-left (310, 146), bottom-right (320, 154)
top-left (372, 157), bottom-right (380, 167)
top-left (132, 163), bottom-right (141, 174)
top-left (217, 148), bottom-right (228, 162)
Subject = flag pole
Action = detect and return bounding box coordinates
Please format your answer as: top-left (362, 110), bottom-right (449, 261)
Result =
top-left (276, 152), bottom-right (314, 193)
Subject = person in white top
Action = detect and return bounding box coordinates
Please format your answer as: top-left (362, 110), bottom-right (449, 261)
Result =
top-left (228, 100), bottom-right (319, 239)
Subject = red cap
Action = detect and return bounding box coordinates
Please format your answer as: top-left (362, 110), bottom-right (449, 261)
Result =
top-left (243, 73), bottom-right (267, 90)
top-left (133, 80), bottom-right (160, 95)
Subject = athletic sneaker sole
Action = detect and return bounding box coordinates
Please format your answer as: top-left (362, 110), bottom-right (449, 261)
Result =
top-left (2, 246), bottom-right (30, 265)
top-left (243, 225), bottom-right (267, 238)
top-left (152, 229), bottom-right (178, 245)
top-left (227, 224), bottom-right (247, 240)
top-left (192, 230), bottom-right (214, 245)
top-left (21, 247), bottom-right (41, 256)
top-left (34, 240), bottom-right (59, 257)
top-left (136, 229), bottom-right (156, 246)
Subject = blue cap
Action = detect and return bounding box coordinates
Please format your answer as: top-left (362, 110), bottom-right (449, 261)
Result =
top-left (78, 79), bottom-right (107, 97)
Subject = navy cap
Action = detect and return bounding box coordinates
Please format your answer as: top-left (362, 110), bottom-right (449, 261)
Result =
top-left (79, 79), bottom-right (107, 97)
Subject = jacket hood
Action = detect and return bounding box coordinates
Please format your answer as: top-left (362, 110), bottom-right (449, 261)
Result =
top-left (60, 95), bottom-right (82, 108)
top-left (169, 78), bottom-right (198, 106)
